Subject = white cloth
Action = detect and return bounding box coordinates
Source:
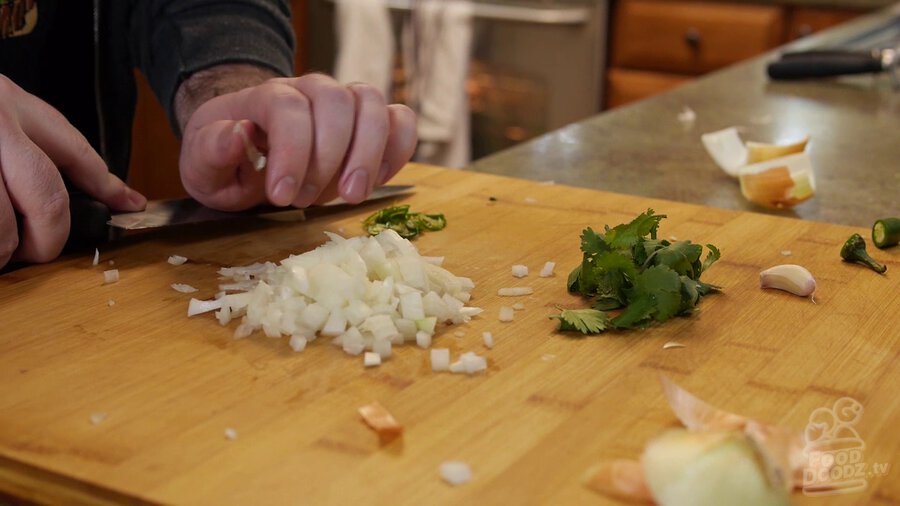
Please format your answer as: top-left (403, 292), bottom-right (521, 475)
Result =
top-left (334, 0), bottom-right (394, 97)
top-left (404, 0), bottom-right (474, 168)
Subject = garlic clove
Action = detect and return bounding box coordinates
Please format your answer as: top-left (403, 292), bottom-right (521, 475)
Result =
top-left (759, 264), bottom-right (816, 297)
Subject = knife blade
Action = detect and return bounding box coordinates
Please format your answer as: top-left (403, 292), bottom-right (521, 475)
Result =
top-left (108, 184), bottom-right (414, 230)
top-left (65, 185), bottom-right (414, 250)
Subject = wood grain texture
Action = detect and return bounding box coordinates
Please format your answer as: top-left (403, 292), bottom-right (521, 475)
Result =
top-left (0, 165), bottom-right (898, 505)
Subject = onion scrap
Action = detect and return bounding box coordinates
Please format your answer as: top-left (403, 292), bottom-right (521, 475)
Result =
top-left (584, 376), bottom-right (808, 505)
top-left (701, 127), bottom-right (814, 209)
top-left (358, 400), bottom-right (403, 440)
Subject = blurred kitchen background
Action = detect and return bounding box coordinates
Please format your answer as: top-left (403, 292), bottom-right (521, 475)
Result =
top-left (128, 0), bottom-right (880, 198)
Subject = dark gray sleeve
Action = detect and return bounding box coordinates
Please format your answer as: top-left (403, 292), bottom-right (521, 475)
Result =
top-left (130, 0), bottom-right (296, 122)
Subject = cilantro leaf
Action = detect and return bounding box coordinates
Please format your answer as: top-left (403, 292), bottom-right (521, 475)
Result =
top-left (604, 209), bottom-right (666, 250)
top-left (580, 227), bottom-right (607, 257)
top-left (647, 241), bottom-right (704, 279)
top-left (551, 309), bottom-right (611, 334)
top-left (702, 244), bottom-right (721, 273)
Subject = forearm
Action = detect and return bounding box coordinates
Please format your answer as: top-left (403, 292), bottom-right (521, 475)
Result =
top-left (173, 63), bottom-right (282, 137)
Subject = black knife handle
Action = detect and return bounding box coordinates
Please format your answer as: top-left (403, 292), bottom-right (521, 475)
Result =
top-left (768, 54), bottom-right (884, 80)
top-left (64, 192), bottom-right (114, 251)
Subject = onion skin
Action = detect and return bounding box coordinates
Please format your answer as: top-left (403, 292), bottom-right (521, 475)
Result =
top-left (642, 429), bottom-right (790, 506)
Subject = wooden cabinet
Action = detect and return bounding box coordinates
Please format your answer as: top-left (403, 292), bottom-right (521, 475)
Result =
top-left (605, 0), bottom-right (868, 109)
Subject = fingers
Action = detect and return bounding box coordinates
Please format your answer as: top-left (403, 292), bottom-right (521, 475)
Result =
top-left (179, 118), bottom-right (267, 211)
top-left (0, 133), bottom-right (70, 263)
top-left (284, 74), bottom-right (355, 208)
top-left (379, 104), bottom-right (418, 185)
top-left (337, 83), bottom-right (390, 204)
top-left (181, 73), bottom-right (416, 211)
top-left (0, 184), bottom-right (19, 268)
top-left (17, 92), bottom-right (146, 212)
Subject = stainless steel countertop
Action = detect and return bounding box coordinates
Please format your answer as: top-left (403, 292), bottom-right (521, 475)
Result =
top-left (469, 4), bottom-right (900, 227)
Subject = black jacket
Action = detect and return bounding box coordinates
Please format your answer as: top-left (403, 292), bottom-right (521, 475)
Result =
top-left (0, 0), bottom-right (295, 180)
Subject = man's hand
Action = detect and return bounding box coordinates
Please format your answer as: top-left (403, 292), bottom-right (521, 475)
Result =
top-left (0, 75), bottom-right (147, 269)
top-left (176, 70), bottom-right (417, 212)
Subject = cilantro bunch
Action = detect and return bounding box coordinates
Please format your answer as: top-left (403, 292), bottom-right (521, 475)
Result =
top-left (363, 205), bottom-right (446, 239)
top-left (551, 209), bottom-right (721, 334)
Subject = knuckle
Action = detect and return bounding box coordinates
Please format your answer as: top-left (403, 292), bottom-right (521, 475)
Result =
top-left (349, 83), bottom-right (386, 105)
top-left (37, 189), bottom-right (70, 222)
top-left (267, 87), bottom-right (311, 113)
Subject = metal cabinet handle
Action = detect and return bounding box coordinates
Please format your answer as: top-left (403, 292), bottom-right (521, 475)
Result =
top-left (329, 0), bottom-right (593, 25)
top-left (684, 27), bottom-right (701, 49)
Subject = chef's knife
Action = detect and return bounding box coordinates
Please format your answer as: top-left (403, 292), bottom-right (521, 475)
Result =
top-left (65, 184), bottom-right (413, 249)
top-left (767, 47), bottom-right (899, 85)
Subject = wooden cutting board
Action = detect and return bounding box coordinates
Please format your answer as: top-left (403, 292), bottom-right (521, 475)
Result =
top-left (1, 164), bottom-right (897, 505)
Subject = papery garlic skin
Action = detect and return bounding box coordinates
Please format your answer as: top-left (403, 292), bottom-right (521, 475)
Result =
top-left (759, 264), bottom-right (816, 297)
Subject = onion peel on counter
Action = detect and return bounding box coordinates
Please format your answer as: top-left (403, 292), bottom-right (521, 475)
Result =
top-left (701, 127), bottom-right (815, 209)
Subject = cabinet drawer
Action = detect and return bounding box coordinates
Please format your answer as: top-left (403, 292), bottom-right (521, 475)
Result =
top-left (611, 0), bottom-right (786, 75)
top-left (605, 68), bottom-right (690, 109)
top-left (787, 7), bottom-right (861, 41)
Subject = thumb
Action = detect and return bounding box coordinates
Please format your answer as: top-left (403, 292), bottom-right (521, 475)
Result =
top-left (89, 173), bottom-right (147, 212)
top-left (180, 119), bottom-right (268, 211)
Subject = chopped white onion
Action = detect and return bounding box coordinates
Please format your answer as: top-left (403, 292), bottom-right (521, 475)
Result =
top-left (193, 230), bottom-right (480, 365)
top-left (92, 248), bottom-right (99, 266)
top-left (103, 269), bottom-right (119, 284)
top-left (364, 351), bottom-right (382, 367)
top-left (460, 351), bottom-right (487, 374)
top-left (431, 348), bottom-right (450, 371)
top-left (107, 300), bottom-right (115, 307)
top-left (416, 330), bottom-right (432, 349)
top-left (224, 428), bottom-right (238, 440)
top-left (539, 261), bottom-right (556, 277)
top-left (499, 306), bottom-right (515, 322)
top-left (188, 297), bottom-right (224, 317)
top-left (498, 287), bottom-right (533, 297)
top-left (483, 332), bottom-right (493, 349)
top-left (440, 461), bottom-right (473, 486)
top-left (171, 283), bottom-right (199, 294)
top-left (511, 303), bottom-right (524, 311)
top-left (168, 255), bottom-right (188, 266)
top-left (89, 412), bottom-right (107, 425)
top-left (289, 335), bottom-right (308, 352)
top-left (511, 264), bottom-right (528, 278)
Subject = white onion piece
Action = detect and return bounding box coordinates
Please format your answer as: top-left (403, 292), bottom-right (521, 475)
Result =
top-left (498, 287), bottom-right (533, 296)
top-left (188, 297), bottom-right (224, 317)
top-left (103, 269), bottom-right (119, 284)
top-left (539, 261), bottom-right (556, 277)
top-left (364, 351), bottom-right (381, 367)
top-left (431, 348), bottom-right (450, 371)
top-left (440, 461), bottom-right (473, 486)
top-left (499, 306), bottom-right (514, 322)
top-left (483, 332), bottom-right (493, 349)
top-left (416, 330), bottom-right (432, 349)
top-left (168, 255), bottom-right (188, 266)
top-left (92, 248), bottom-right (100, 266)
top-left (171, 283), bottom-right (199, 294)
top-left (289, 335), bottom-right (307, 352)
top-left (511, 265), bottom-right (528, 278)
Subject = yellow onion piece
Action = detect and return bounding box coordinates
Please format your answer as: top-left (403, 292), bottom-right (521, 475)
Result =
top-left (642, 429), bottom-right (791, 506)
top-left (745, 136), bottom-right (809, 164)
top-left (738, 152), bottom-right (815, 209)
